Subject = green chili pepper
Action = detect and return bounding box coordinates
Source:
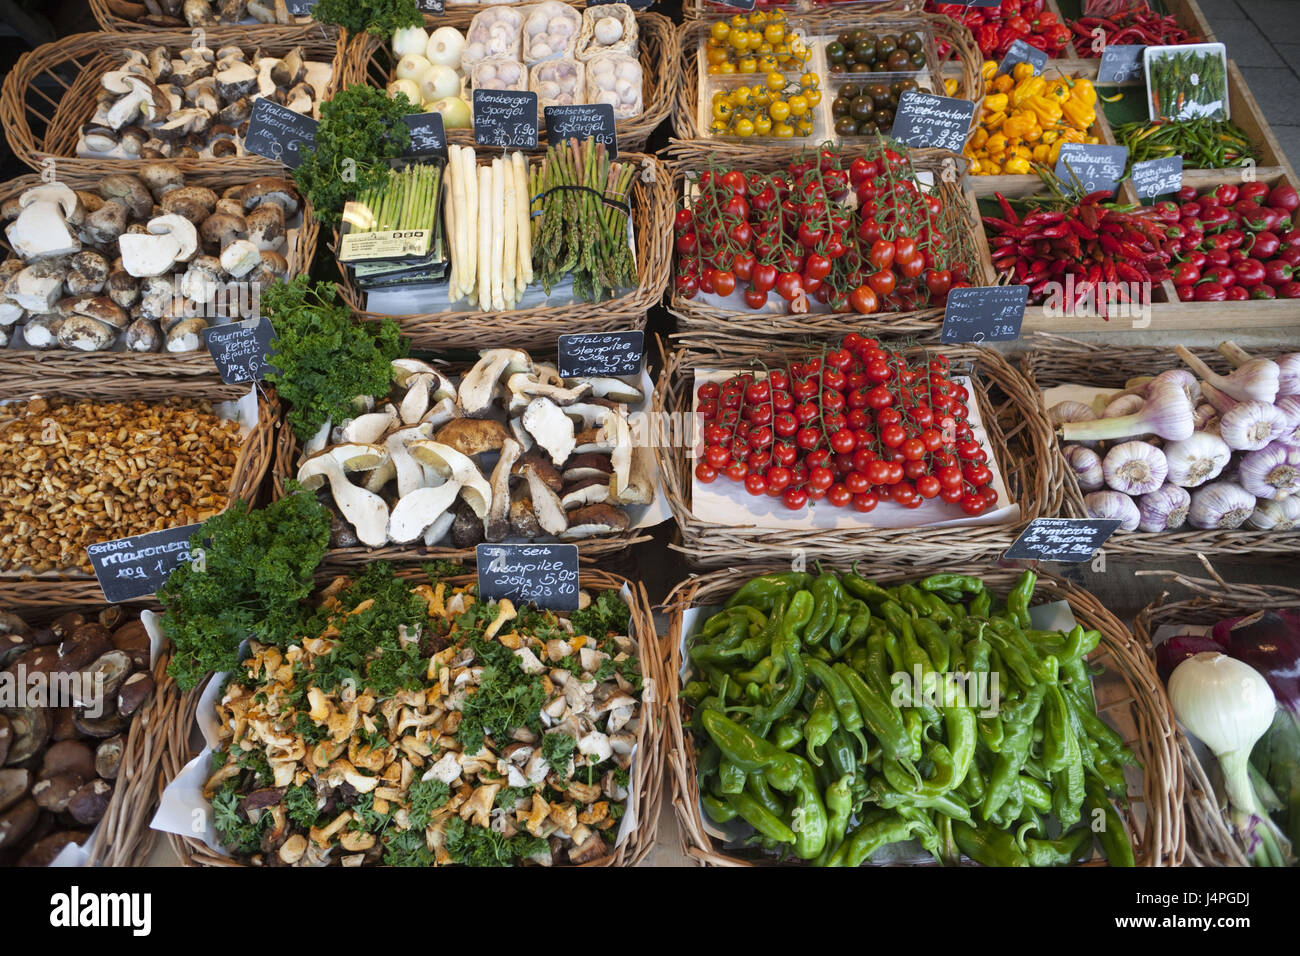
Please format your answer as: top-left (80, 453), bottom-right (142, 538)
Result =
top-left (804, 657), bottom-right (870, 761)
top-left (913, 618), bottom-right (951, 673)
top-left (895, 584), bottom-right (931, 619)
top-left (842, 570), bottom-right (893, 607)
top-left (702, 792), bottom-right (738, 824)
top-left (814, 773), bottom-right (855, 867)
top-left (862, 628), bottom-right (893, 699)
top-left (824, 727), bottom-right (857, 780)
top-left (772, 713), bottom-right (804, 751)
top-left (920, 592), bottom-right (954, 625)
top-left (747, 771), bottom-right (787, 814)
top-left (833, 662), bottom-right (912, 761)
top-left (1023, 827), bottom-right (1094, 867)
top-left (1085, 781), bottom-right (1135, 867)
top-left (845, 599), bottom-right (872, 642)
top-left (952, 820), bottom-right (1029, 867)
top-left (982, 684), bottom-right (1045, 820)
top-left (1006, 570), bottom-right (1035, 629)
top-left (1042, 685), bottom-right (1071, 775)
top-left (970, 588), bottom-right (992, 619)
top-left (825, 611), bottom-right (852, 655)
top-left (1051, 708), bottom-right (1087, 828)
top-left (804, 688), bottom-right (838, 765)
top-left (827, 812), bottom-right (923, 867)
top-left (724, 573), bottom-right (812, 612)
top-left (1019, 775), bottom-right (1052, 812)
top-left (682, 680), bottom-right (710, 704)
top-left (724, 790), bottom-right (796, 844)
top-left (869, 782), bottom-right (974, 823)
top-left (919, 573), bottom-right (985, 594)
top-left (804, 572), bottom-right (841, 647)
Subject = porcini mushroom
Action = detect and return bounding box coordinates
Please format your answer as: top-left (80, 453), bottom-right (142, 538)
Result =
top-left (296, 444), bottom-right (392, 547)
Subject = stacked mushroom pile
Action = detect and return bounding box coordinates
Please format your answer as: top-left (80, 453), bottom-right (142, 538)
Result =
top-left (102, 0), bottom-right (312, 28)
top-left (76, 44), bottom-right (329, 160)
top-left (0, 607), bottom-right (154, 866)
top-left (1, 164), bottom-right (299, 352)
top-left (296, 348), bottom-right (653, 549)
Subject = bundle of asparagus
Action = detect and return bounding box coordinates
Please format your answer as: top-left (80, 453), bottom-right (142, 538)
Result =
top-left (339, 162), bottom-right (447, 290)
top-left (443, 144), bottom-right (533, 311)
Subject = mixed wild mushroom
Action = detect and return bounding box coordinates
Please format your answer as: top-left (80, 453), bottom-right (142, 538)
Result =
top-left (0, 606), bottom-right (155, 866)
top-left (205, 572), bottom-right (642, 866)
top-left (101, 0), bottom-right (311, 28)
top-left (297, 348), bottom-right (653, 548)
top-left (1, 164), bottom-right (300, 352)
top-left (77, 43), bottom-right (329, 160)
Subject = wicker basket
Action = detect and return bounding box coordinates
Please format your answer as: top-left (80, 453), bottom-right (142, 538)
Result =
top-left (1134, 566), bottom-right (1300, 868)
top-left (0, 27), bottom-right (346, 178)
top-left (0, 384), bottom-right (279, 598)
top-left (337, 151), bottom-right (672, 352)
top-left (655, 339), bottom-right (1062, 568)
top-left (684, 0), bottom-right (924, 22)
top-left (88, 0), bottom-right (325, 33)
top-left (666, 151), bottom-right (984, 343)
top-left (1022, 333), bottom-right (1300, 560)
top-left (669, 12), bottom-right (983, 166)
top-left (344, 12), bottom-right (677, 155)
top-left (0, 173), bottom-right (319, 392)
top-left (160, 565), bottom-right (665, 866)
top-left (0, 590), bottom-right (180, 867)
top-left (663, 564), bottom-right (1183, 866)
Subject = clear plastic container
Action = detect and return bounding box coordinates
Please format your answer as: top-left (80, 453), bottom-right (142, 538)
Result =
top-left (473, 57), bottom-right (529, 92)
top-left (577, 3), bottom-right (638, 62)
top-left (462, 7), bottom-right (526, 72)
top-left (697, 71), bottom-right (827, 144)
top-left (531, 58), bottom-right (585, 110)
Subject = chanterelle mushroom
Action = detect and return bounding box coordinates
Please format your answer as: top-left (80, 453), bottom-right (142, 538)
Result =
top-left (297, 444), bottom-right (391, 548)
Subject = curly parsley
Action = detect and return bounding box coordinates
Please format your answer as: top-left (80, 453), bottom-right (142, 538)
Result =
top-left (312, 0), bottom-right (421, 36)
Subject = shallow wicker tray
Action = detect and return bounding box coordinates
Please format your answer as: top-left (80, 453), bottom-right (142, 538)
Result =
top-left (683, 0), bottom-right (924, 22)
top-left (344, 12), bottom-right (677, 155)
top-left (88, 0), bottom-right (323, 32)
top-left (654, 339), bottom-right (1061, 569)
top-left (0, 27), bottom-right (346, 178)
top-left (0, 172), bottom-right (319, 392)
top-left (159, 565), bottom-right (665, 867)
top-left (0, 384), bottom-right (279, 597)
top-left (666, 151), bottom-right (984, 343)
top-left (669, 11), bottom-right (983, 166)
top-left (337, 151), bottom-right (671, 352)
top-left (663, 563), bottom-right (1183, 866)
top-left (1135, 566), bottom-right (1298, 868)
top-left (0, 590), bottom-right (180, 867)
top-left (1022, 333), bottom-right (1300, 561)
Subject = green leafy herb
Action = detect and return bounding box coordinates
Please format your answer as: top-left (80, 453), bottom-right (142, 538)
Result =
top-left (382, 827), bottom-right (436, 867)
top-left (424, 559), bottom-right (470, 580)
top-left (263, 277), bottom-right (406, 442)
top-left (542, 731), bottom-right (576, 775)
top-left (408, 778), bottom-right (451, 829)
top-left (291, 84), bottom-right (413, 225)
top-left (312, 0), bottom-right (421, 37)
top-left (212, 780), bottom-right (271, 855)
top-left (444, 816), bottom-right (548, 867)
top-left (495, 786), bottom-right (535, 810)
top-left (570, 590), bottom-right (631, 640)
top-left (349, 792), bottom-right (395, 833)
top-left (456, 663), bottom-right (547, 749)
top-left (161, 492), bottom-right (331, 691)
top-left (285, 784), bottom-right (321, 829)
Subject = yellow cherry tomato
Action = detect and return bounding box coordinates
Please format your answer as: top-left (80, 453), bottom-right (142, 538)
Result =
top-left (730, 86), bottom-right (751, 106)
top-left (803, 89), bottom-right (821, 107)
top-left (730, 13), bottom-right (746, 30)
top-left (765, 71), bottom-right (786, 90)
top-left (710, 21), bottom-right (729, 42)
top-left (717, 61), bottom-right (735, 74)
top-left (756, 53), bottom-right (778, 73)
top-left (729, 31), bottom-right (749, 52)
top-left (737, 56), bottom-right (757, 73)
top-left (712, 100), bottom-right (733, 121)
top-left (787, 94), bottom-right (808, 117)
top-left (764, 23), bottom-right (785, 44)
top-left (706, 64), bottom-right (723, 75)
top-left (773, 122), bottom-right (795, 138)
top-left (800, 72), bottom-right (818, 90)
top-left (706, 46), bottom-right (728, 66)
top-left (768, 99), bottom-right (790, 122)
top-left (754, 114), bottom-right (772, 135)
top-left (796, 118), bottom-right (813, 136)
top-left (733, 117), bottom-right (755, 138)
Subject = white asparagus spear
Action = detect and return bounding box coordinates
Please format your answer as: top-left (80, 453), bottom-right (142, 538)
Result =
top-left (502, 151), bottom-right (517, 310)
top-left (490, 157), bottom-right (506, 312)
top-left (477, 163), bottom-right (492, 310)
top-left (461, 146), bottom-right (478, 301)
top-left (512, 150), bottom-right (533, 289)
top-left (445, 145), bottom-right (461, 303)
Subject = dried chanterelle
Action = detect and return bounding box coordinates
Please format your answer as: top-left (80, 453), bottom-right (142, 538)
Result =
top-left (0, 396), bottom-right (242, 573)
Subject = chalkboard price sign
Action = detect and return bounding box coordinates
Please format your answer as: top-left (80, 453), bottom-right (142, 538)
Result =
top-left (88, 524), bottom-right (203, 603)
top-left (710, 0), bottom-right (756, 9)
top-left (996, 39), bottom-right (1048, 77)
top-left (285, 0), bottom-right (316, 14)
top-left (588, 0), bottom-right (652, 9)
top-left (476, 544), bottom-right (580, 610)
top-left (1004, 518), bottom-right (1121, 563)
top-left (557, 330), bottom-right (644, 377)
top-left (1131, 155), bottom-right (1183, 200)
top-left (402, 112), bottom-right (448, 160)
top-left (473, 90), bottom-right (540, 149)
top-left (416, 0), bottom-right (445, 12)
top-left (941, 285), bottom-right (1027, 344)
top-left (243, 98), bottom-right (319, 169)
top-left (1055, 143), bottom-right (1129, 197)
top-left (1098, 44), bottom-right (1146, 84)
top-left (202, 318), bottom-right (278, 385)
top-left (545, 104), bottom-right (617, 157)
top-left (891, 92), bottom-right (977, 152)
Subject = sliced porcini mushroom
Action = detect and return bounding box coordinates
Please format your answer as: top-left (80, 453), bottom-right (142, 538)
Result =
top-left (241, 178), bottom-right (300, 216)
top-left (182, 75), bottom-right (220, 115)
top-left (123, 316), bottom-right (161, 351)
top-left (513, 451), bottom-right (563, 492)
top-left (458, 348), bottom-right (534, 418)
top-left (606, 406), bottom-right (634, 499)
top-left (387, 482), bottom-right (460, 544)
top-left (522, 397), bottom-right (577, 467)
top-left (563, 399), bottom-right (621, 430)
top-left (3, 706), bottom-right (50, 764)
top-left (219, 238), bottom-right (261, 278)
top-left (81, 199), bottom-right (129, 246)
top-left (507, 486), bottom-right (541, 539)
top-left (155, 107), bottom-right (211, 141)
top-left (255, 56), bottom-right (279, 98)
top-left (382, 423), bottom-right (433, 498)
top-left (19, 182), bottom-right (85, 226)
top-left (94, 736), bottom-right (125, 781)
top-left (0, 799), bottom-right (39, 849)
top-left (5, 199), bottom-right (80, 261)
top-left (67, 250), bottom-right (110, 296)
top-left (561, 476), bottom-right (610, 511)
top-left (57, 315), bottom-right (116, 352)
top-left (250, 249), bottom-right (289, 288)
top-left (284, 81), bottom-right (314, 114)
top-left (507, 373), bottom-right (593, 408)
top-left (244, 202), bottom-right (285, 252)
top-left (339, 405), bottom-right (398, 445)
top-left (397, 372), bottom-right (440, 424)
top-left (148, 45), bottom-right (173, 82)
top-left (612, 444), bottom-right (654, 506)
top-left (215, 96), bottom-right (252, 126)
top-left (165, 317), bottom-right (207, 351)
top-left (6, 263), bottom-right (65, 313)
top-left (22, 314), bottom-right (63, 349)
top-left (149, 213), bottom-right (198, 261)
top-left (561, 503), bottom-right (631, 539)
top-left (161, 185), bottom-right (218, 223)
top-left (569, 376), bottom-right (645, 404)
top-left (272, 46), bottom-right (306, 87)
top-left (180, 255), bottom-right (222, 303)
top-left (68, 295), bottom-right (129, 329)
top-left (175, 47), bottom-right (214, 83)
top-left (562, 453), bottom-right (614, 484)
top-left (82, 125), bottom-right (120, 153)
top-left (433, 418), bottom-right (509, 458)
top-left (485, 438), bottom-right (522, 542)
top-left (406, 441), bottom-right (492, 518)
top-left (73, 650), bottom-right (134, 710)
top-left (116, 671), bottom-right (154, 717)
top-left (214, 60), bottom-right (258, 100)
top-left (297, 444), bottom-right (392, 548)
top-left (519, 461), bottom-right (569, 536)
top-left (119, 213), bottom-right (196, 276)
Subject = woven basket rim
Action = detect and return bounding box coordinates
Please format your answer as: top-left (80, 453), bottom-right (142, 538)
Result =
top-left (160, 565), bottom-right (666, 867)
top-left (662, 563), bottom-right (1183, 867)
top-left (88, 0), bottom-right (328, 32)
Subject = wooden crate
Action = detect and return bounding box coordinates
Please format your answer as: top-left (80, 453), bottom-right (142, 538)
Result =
top-left (1056, 0), bottom-right (1216, 62)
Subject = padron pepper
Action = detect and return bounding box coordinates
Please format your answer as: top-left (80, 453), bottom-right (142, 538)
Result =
top-left (814, 773), bottom-right (855, 867)
top-left (724, 790), bottom-right (796, 845)
top-left (952, 819), bottom-right (1029, 867)
top-left (1023, 827), bottom-right (1094, 867)
top-left (724, 573), bottom-right (812, 612)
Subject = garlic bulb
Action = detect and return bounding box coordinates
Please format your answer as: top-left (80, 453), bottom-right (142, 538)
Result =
top-left (1102, 393), bottom-right (1145, 418)
top-left (1218, 342), bottom-right (1300, 398)
top-left (1049, 401), bottom-right (1095, 427)
top-left (1192, 402), bottom-right (1216, 430)
top-left (1176, 344), bottom-right (1279, 404)
top-left (1137, 483), bottom-right (1190, 532)
top-left (1237, 441), bottom-right (1300, 500)
top-left (1247, 496), bottom-right (1300, 530)
top-left (1102, 441), bottom-right (1168, 496)
top-left (1060, 381), bottom-right (1194, 443)
top-left (1146, 367), bottom-right (1202, 406)
top-left (1163, 431), bottom-right (1231, 488)
top-left (1187, 481), bottom-right (1256, 530)
top-left (1218, 399), bottom-right (1288, 452)
top-left (1275, 395), bottom-right (1300, 444)
top-left (1084, 490), bottom-right (1140, 530)
top-left (1062, 444), bottom-right (1104, 492)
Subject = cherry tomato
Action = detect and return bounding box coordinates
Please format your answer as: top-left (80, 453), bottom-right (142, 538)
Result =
top-left (713, 269), bottom-right (737, 297)
top-left (773, 442), bottom-right (798, 466)
top-left (852, 491), bottom-right (878, 513)
top-left (830, 429), bottom-right (856, 454)
top-left (775, 271), bottom-right (804, 301)
top-left (848, 285), bottom-right (878, 314)
top-left (901, 438), bottom-right (926, 460)
top-left (676, 232), bottom-right (698, 257)
top-left (704, 444), bottom-right (730, 469)
top-left (674, 208), bottom-right (694, 234)
top-left (916, 474), bottom-right (941, 499)
top-left (695, 462), bottom-right (717, 483)
top-left (880, 424), bottom-right (906, 448)
top-left (782, 487), bottom-right (809, 510)
top-left (744, 472), bottom-right (767, 496)
top-left (724, 460), bottom-right (749, 482)
top-left (697, 382), bottom-right (720, 401)
top-left (826, 483), bottom-right (852, 508)
top-left (796, 426), bottom-right (821, 450)
top-left (807, 466), bottom-right (834, 492)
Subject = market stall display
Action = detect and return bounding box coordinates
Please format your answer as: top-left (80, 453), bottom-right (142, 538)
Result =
top-left (90, 0), bottom-right (319, 31)
top-left (665, 565), bottom-right (1179, 866)
top-left (927, 0), bottom-right (1071, 64)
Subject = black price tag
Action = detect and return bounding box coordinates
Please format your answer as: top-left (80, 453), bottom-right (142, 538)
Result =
top-left (473, 89), bottom-right (539, 149)
top-left (949, 0), bottom-right (1000, 5)
top-left (202, 318), bottom-right (278, 385)
top-left (417, 0), bottom-right (445, 11)
top-left (1097, 44), bottom-right (1145, 84)
top-left (557, 330), bottom-right (644, 377)
top-left (711, 0), bottom-right (756, 8)
top-left (285, 0), bottom-right (316, 13)
top-left (891, 91), bottom-right (977, 153)
top-left (589, 0), bottom-right (652, 8)
top-left (1131, 155), bottom-right (1183, 200)
top-left (244, 99), bottom-right (319, 169)
top-left (545, 104), bottom-right (617, 157)
top-left (1055, 143), bottom-right (1128, 197)
top-left (402, 112), bottom-right (448, 160)
top-left (88, 524), bottom-right (203, 603)
top-left (941, 285), bottom-right (1027, 344)
top-left (476, 544), bottom-right (580, 610)
top-left (1003, 518), bottom-right (1121, 563)
top-left (996, 39), bottom-right (1048, 77)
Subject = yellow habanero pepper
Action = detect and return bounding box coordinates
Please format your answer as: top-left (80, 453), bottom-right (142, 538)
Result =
top-left (983, 93), bottom-right (1009, 114)
top-left (971, 127), bottom-right (989, 149)
top-left (992, 73), bottom-right (1014, 94)
top-left (1012, 62), bottom-right (1036, 82)
top-left (1001, 112), bottom-right (1035, 140)
top-left (1070, 77), bottom-right (1097, 107)
top-left (967, 156), bottom-right (983, 174)
top-left (981, 60), bottom-right (997, 81)
top-left (1062, 96), bottom-right (1095, 130)
top-left (1003, 156), bottom-right (1031, 175)
top-left (1011, 76), bottom-right (1046, 107)
top-left (983, 110), bottom-right (1008, 131)
top-left (1026, 95), bottom-right (1062, 126)
top-left (984, 131), bottom-right (1008, 154)
top-left (1031, 143), bottom-right (1050, 162)
top-left (1060, 127), bottom-right (1086, 144)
